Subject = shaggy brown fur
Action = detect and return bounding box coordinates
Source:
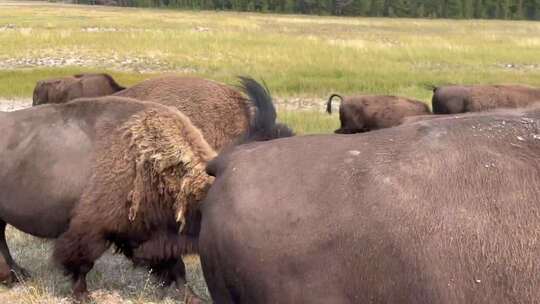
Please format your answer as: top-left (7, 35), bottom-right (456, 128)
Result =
top-left (327, 94), bottom-right (431, 133)
top-left (32, 73), bottom-right (125, 106)
top-left (115, 75), bottom-right (251, 151)
top-left (431, 84), bottom-right (540, 114)
top-left (0, 96), bottom-right (214, 299)
top-left (55, 98), bottom-right (215, 297)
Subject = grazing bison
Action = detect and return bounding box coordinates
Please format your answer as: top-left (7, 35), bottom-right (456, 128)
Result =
top-left (0, 96), bottom-right (214, 299)
top-left (200, 106), bottom-right (540, 303)
top-left (431, 84), bottom-right (540, 114)
top-left (115, 75), bottom-right (253, 151)
top-left (326, 94), bottom-right (431, 133)
top-left (32, 73), bottom-right (125, 106)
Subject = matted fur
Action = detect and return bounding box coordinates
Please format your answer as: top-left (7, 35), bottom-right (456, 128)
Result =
top-left (121, 107), bottom-right (216, 229)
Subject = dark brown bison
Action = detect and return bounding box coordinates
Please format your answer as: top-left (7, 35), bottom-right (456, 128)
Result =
top-left (200, 106), bottom-right (540, 303)
top-left (431, 84), bottom-right (540, 114)
top-left (115, 75), bottom-right (254, 151)
top-left (1, 96), bottom-right (213, 299)
top-left (326, 94), bottom-right (431, 133)
top-left (32, 73), bottom-right (125, 106)
top-left (0, 77), bottom-right (291, 300)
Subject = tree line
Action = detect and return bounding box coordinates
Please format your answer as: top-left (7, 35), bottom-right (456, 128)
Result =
top-left (81, 0), bottom-right (540, 20)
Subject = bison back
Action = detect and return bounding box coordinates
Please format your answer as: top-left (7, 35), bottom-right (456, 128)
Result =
top-left (115, 76), bottom-right (250, 151)
top-left (200, 108), bottom-right (540, 303)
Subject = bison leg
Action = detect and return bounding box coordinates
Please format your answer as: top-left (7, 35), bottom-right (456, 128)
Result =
top-left (154, 259), bottom-right (204, 303)
top-left (0, 220), bottom-right (30, 282)
top-left (53, 223), bottom-right (108, 299)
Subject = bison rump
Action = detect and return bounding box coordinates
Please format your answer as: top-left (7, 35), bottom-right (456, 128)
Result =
top-left (200, 107), bottom-right (540, 303)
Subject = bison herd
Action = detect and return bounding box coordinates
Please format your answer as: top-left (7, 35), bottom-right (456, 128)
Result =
top-left (0, 72), bottom-right (540, 303)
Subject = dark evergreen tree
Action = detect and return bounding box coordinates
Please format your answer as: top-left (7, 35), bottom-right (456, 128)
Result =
top-left (76, 0), bottom-right (540, 20)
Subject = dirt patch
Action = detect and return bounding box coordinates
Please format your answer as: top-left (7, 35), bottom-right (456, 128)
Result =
top-left (275, 97), bottom-right (327, 111)
top-left (0, 97), bottom-right (326, 112)
top-left (0, 55), bottom-right (174, 74)
top-left (0, 99), bottom-right (31, 111)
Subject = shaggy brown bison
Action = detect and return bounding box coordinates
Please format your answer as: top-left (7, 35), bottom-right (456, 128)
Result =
top-left (431, 84), bottom-right (540, 114)
top-left (0, 77), bottom-right (291, 300)
top-left (1, 96), bottom-right (213, 299)
top-left (200, 106), bottom-right (540, 303)
top-left (326, 94), bottom-right (431, 133)
top-left (32, 73), bottom-right (125, 106)
top-left (115, 75), bottom-right (253, 151)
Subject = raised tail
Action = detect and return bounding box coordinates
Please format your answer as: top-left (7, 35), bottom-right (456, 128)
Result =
top-left (237, 76), bottom-right (294, 143)
top-left (326, 94), bottom-right (343, 114)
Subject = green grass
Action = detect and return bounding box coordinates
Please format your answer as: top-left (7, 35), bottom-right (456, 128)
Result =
top-left (2, 2), bottom-right (539, 134)
top-left (278, 110), bottom-right (339, 134)
top-left (1, 1), bottom-right (539, 102)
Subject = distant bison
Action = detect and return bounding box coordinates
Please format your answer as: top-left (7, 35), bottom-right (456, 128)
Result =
top-left (431, 84), bottom-right (540, 114)
top-left (32, 73), bottom-right (125, 106)
top-left (200, 106), bottom-right (540, 303)
top-left (115, 75), bottom-right (255, 151)
top-left (1, 97), bottom-right (214, 299)
top-left (326, 94), bottom-right (431, 133)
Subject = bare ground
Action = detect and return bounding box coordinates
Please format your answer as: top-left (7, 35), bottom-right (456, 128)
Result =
top-left (0, 99), bottom-right (31, 111)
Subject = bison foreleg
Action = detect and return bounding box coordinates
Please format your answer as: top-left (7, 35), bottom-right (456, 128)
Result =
top-left (0, 220), bottom-right (30, 283)
top-left (53, 223), bottom-right (108, 299)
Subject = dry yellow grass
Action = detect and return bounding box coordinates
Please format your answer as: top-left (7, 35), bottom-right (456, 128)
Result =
top-left (0, 227), bottom-right (210, 304)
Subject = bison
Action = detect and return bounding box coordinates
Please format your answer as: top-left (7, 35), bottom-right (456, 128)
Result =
top-left (0, 77), bottom-right (292, 300)
top-left (1, 96), bottom-right (213, 299)
top-left (326, 94), bottom-right (431, 133)
top-left (32, 73), bottom-right (125, 106)
top-left (431, 84), bottom-right (540, 114)
top-left (200, 106), bottom-right (540, 303)
top-left (114, 75), bottom-right (254, 151)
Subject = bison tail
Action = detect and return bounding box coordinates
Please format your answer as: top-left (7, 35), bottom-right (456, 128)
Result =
top-left (102, 73), bottom-right (126, 92)
top-left (237, 76), bottom-right (294, 143)
top-left (326, 94), bottom-right (343, 114)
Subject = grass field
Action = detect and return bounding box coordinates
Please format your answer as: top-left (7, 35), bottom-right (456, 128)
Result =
top-left (1, 1), bottom-right (540, 303)
top-left (1, 1), bottom-right (540, 102)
